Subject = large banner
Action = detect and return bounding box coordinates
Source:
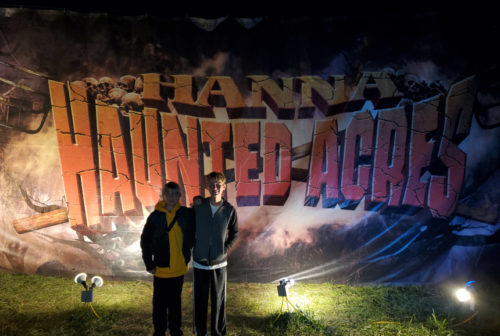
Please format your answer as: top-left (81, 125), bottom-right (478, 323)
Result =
top-left (1, 8), bottom-right (499, 283)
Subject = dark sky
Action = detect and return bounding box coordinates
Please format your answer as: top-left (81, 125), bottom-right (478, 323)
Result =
top-left (0, 2), bottom-right (485, 19)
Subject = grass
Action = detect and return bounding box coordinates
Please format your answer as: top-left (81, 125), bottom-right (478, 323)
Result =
top-left (0, 273), bottom-right (499, 335)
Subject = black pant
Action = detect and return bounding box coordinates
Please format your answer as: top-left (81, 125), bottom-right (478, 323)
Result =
top-left (193, 267), bottom-right (227, 336)
top-left (153, 275), bottom-right (184, 336)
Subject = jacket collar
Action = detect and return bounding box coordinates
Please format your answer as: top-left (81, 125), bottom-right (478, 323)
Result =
top-left (205, 197), bottom-right (226, 207)
top-left (155, 201), bottom-right (180, 214)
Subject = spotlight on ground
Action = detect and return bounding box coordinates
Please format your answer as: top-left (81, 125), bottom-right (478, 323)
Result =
top-left (455, 288), bottom-right (471, 302)
top-left (455, 280), bottom-right (476, 310)
top-left (90, 276), bottom-right (104, 289)
top-left (277, 278), bottom-right (295, 297)
top-left (74, 273), bottom-right (103, 303)
top-left (74, 272), bottom-right (88, 290)
top-left (274, 278), bottom-right (307, 324)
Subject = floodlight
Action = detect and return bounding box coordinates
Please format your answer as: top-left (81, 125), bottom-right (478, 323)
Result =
top-left (455, 288), bottom-right (471, 302)
top-left (73, 273), bottom-right (104, 319)
top-left (277, 278), bottom-right (295, 297)
top-left (454, 281), bottom-right (477, 311)
top-left (74, 272), bottom-right (88, 290)
top-left (273, 278), bottom-right (302, 324)
top-left (74, 273), bottom-right (103, 303)
top-left (91, 276), bottom-right (104, 288)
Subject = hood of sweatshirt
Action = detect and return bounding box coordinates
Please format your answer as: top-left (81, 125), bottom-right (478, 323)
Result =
top-left (154, 201), bottom-right (180, 214)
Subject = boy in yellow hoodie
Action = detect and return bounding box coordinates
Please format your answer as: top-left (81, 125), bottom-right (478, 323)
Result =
top-left (141, 182), bottom-right (194, 336)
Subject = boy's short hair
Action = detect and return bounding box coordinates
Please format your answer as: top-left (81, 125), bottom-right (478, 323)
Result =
top-left (206, 171), bottom-right (226, 184)
top-left (162, 181), bottom-right (181, 195)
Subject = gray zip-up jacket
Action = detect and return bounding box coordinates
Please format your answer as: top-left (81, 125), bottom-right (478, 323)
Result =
top-left (193, 197), bottom-right (238, 267)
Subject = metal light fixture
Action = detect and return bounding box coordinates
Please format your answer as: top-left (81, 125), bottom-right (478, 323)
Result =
top-left (274, 278), bottom-right (303, 324)
top-left (455, 280), bottom-right (476, 311)
top-left (74, 272), bottom-right (104, 303)
top-left (277, 278), bottom-right (295, 297)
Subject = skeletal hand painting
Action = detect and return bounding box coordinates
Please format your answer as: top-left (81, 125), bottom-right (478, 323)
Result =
top-left (1, 8), bottom-right (499, 283)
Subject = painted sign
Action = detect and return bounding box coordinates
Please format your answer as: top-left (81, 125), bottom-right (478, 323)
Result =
top-left (1, 9), bottom-right (499, 283)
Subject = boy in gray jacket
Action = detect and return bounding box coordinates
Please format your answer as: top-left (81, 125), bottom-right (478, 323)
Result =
top-left (192, 172), bottom-right (238, 336)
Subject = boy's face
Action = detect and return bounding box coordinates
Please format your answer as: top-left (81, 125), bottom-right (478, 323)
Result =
top-left (208, 178), bottom-right (226, 199)
top-left (163, 188), bottom-right (180, 208)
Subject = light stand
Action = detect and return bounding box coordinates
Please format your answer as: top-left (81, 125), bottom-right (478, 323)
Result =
top-left (274, 278), bottom-right (300, 323)
top-left (74, 273), bottom-right (104, 319)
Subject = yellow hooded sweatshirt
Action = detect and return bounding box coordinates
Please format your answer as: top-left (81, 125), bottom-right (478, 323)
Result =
top-left (154, 201), bottom-right (189, 278)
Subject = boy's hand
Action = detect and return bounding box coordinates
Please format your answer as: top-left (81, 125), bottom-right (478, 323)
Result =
top-left (147, 267), bottom-right (156, 274)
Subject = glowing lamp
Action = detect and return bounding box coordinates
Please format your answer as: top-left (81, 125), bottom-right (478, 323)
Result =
top-left (454, 281), bottom-right (477, 311)
top-left (74, 272), bottom-right (88, 290)
top-left (455, 288), bottom-right (471, 302)
top-left (74, 273), bottom-right (103, 302)
top-left (91, 276), bottom-right (104, 288)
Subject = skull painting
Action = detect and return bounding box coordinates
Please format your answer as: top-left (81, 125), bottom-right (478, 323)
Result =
top-left (117, 75), bottom-right (136, 92)
top-left (97, 77), bottom-right (115, 99)
top-left (104, 87), bottom-right (127, 105)
top-left (82, 77), bottom-right (99, 99)
top-left (120, 92), bottom-right (144, 115)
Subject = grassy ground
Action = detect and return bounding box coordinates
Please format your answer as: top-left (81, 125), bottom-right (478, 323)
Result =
top-left (0, 273), bottom-right (498, 335)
